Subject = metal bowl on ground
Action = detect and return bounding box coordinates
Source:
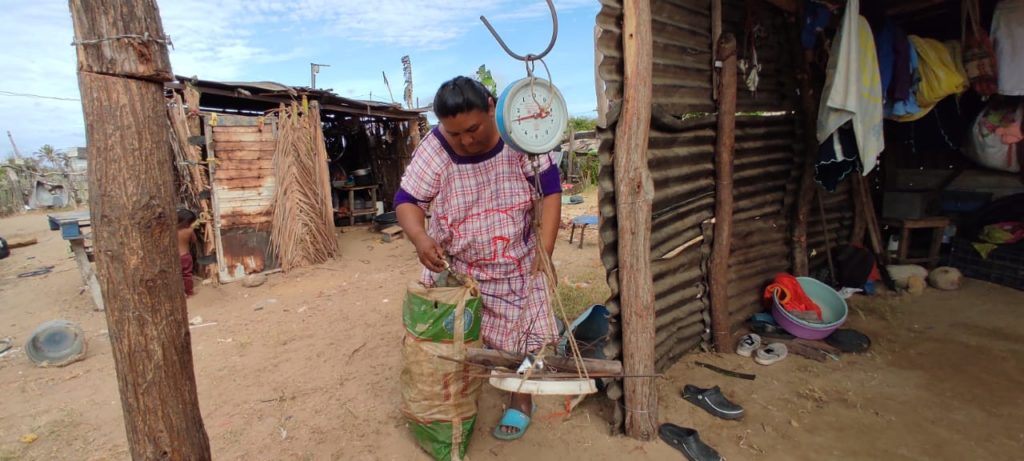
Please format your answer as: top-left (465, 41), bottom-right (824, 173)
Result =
top-left (24, 319), bottom-right (87, 367)
top-left (770, 277), bottom-right (848, 340)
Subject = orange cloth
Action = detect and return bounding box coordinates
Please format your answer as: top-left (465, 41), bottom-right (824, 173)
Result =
top-left (764, 273), bottom-right (823, 321)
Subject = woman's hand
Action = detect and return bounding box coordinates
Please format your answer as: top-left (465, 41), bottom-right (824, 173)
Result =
top-left (412, 234), bottom-right (447, 272)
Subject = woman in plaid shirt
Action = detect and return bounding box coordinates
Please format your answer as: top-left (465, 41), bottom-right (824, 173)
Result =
top-left (396, 76), bottom-right (562, 441)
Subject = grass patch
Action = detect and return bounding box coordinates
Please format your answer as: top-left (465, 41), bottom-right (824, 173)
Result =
top-left (555, 275), bottom-right (610, 321)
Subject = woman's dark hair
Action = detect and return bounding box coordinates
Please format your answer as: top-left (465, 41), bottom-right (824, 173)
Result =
top-left (433, 76), bottom-right (495, 119)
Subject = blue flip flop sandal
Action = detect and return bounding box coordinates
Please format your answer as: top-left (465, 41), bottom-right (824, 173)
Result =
top-left (492, 404), bottom-right (536, 441)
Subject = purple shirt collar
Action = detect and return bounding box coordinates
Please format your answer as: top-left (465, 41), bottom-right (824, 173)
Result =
top-left (433, 127), bottom-right (504, 164)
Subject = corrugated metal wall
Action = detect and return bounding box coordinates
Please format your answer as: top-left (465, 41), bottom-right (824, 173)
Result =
top-left (595, 0), bottom-right (854, 377)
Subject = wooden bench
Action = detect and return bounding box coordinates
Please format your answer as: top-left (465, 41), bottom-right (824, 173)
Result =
top-left (47, 210), bottom-right (104, 311)
top-left (568, 215), bottom-right (599, 249)
top-left (884, 217), bottom-right (950, 268)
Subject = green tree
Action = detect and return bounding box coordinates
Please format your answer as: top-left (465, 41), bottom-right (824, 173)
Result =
top-left (34, 144), bottom-right (60, 170)
top-left (475, 65), bottom-right (498, 96)
top-left (567, 116), bottom-right (597, 133)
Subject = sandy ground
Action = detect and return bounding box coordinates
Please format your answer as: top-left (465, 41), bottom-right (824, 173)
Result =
top-left (1, 193), bottom-right (1022, 460)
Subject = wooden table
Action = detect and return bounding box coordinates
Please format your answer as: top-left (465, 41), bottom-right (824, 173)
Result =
top-left (47, 210), bottom-right (104, 311)
top-left (334, 184), bottom-right (379, 226)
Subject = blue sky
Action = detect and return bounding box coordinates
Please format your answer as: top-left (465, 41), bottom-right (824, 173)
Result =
top-left (0, 0), bottom-right (601, 158)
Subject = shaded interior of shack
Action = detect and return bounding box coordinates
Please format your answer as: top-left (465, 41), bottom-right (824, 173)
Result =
top-left (806, 0), bottom-right (1022, 285)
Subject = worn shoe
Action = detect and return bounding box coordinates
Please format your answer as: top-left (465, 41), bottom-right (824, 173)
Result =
top-left (754, 343), bottom-right (788, 365)
top-left (736, 333), bottom-right (761, 357)
top-left (682, 385), bottom-right (745, 420)
top-left (658, 424), bottom-right (722, 461)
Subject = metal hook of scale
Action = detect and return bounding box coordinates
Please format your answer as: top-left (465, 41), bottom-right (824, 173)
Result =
top-left (479, 0), bottom-right (559, 64)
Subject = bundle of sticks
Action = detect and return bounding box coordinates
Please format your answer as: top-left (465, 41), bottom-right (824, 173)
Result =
top-left (167, 90), bottom-right (216, 259)
top-left (269, 99), bottom-right (338, 270)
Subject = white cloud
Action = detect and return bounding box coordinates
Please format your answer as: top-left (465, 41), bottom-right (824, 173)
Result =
top-left (158, 0), bottom-right (307, 80)
top-left (0, 1), bottom-right (84, 156)
top-left (0, 0), bottom-right (597, 155)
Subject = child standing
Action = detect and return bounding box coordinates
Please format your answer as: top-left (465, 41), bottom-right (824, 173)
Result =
top-left (177, 208), bottom-right (197, 297)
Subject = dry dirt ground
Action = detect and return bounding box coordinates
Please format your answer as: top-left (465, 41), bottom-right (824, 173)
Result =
top-left (1, 194), bottom-right (1022, 460)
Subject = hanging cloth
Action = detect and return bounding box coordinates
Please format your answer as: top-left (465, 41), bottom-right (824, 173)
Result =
top-left (991, 0), bottom-right (1024, 96)
top-left (888, 25), bottom-right (912, 102)
top-left (738, 1), bottom-right (765, 94)
top-left (873, 18), bottom-right (896, 98)
top-left (962, 0), bottom-right (999, 96)
top-left (816, 0), bottom-right (885, 175)
top-left (893, 36), bottom-right (968, 122)
top-left (887, 38), bottom-right (922, 118)
top-left (801, 0), bottom-right (834, 49)
top-left (814, 124), bottom-right (860, 192)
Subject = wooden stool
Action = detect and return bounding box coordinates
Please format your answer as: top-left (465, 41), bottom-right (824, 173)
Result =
top-left (569, 215), bottom-right (598, 249)
top-left (884, 217), bottom-right (950, 268)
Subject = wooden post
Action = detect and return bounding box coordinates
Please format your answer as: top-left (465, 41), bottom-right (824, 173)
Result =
top-left (615, 0), bottom-right (657, 440)
top-left (791, 11), bottom-right (819, 276)
top-left (69, 1), bottom-right (212, 459)
top-left (711, 0), bottom-right (722, 101)
top-left (710, 34), bottom-right (738, 353)
top-left (70, 239), bottom-right (105, 311)
top-left (816, 188), bottom-right (838, 285)
top-left (851, 179), bottom-right (866, 245)
top-left (854, 174), bottom-right (887, 263)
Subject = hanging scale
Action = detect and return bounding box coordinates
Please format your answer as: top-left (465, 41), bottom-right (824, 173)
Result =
top-left (481, 0), bottom-right (570, 155)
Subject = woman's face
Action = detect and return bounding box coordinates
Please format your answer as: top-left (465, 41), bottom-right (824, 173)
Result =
top-left (438, 99), bottom-right (499, 156)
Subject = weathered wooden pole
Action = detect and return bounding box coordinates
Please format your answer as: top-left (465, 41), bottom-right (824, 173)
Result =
top-left (710, 33), bottom-right (738, 353)
top-left (69, 1), bottom-right (212, 459)
top-left (615, 0), bottom-right (657, 440)
top-left (791, 8), bottom-right (820, 276)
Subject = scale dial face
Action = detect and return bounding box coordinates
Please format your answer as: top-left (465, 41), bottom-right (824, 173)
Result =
top-left (496, 78), bottom-right (569, 154)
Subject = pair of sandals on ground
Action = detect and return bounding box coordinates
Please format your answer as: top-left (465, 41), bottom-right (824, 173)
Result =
top-left (659, 383), bottom-right (746, 461)
top-left (736, 333), bottom-right (787, 365)
top-left (660, 333), bottom-right (786, 460)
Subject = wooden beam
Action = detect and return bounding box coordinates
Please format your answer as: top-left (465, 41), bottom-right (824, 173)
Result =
top-left (616, 0), bottom-right (657, 441)
top-left (710, 33), bottom-right (738, 353)
top-left (69, 1), bottom-right (211, 459)
top-left (762, 0), bottom-right (799, 13)
top-left (164, 83), bottom-right (422, 120)
top-left (711, 0), bottom-right (721, 101)
top-left (465, 348), bottom-right (623, 375)
top-left (6, 237), bottom-right (38, 249)
top-left (791, 7), bottom-right (819, 277)
top-left (886, 0), bottom-right (947, 16)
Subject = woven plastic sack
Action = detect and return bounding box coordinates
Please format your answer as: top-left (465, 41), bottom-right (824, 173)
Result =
top-left (964, 102), bottom-right (1022, 173)
top-left (400, 280), bottom-right (483, 461)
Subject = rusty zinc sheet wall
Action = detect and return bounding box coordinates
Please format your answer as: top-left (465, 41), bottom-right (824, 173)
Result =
top-left (808, 182), bottom-right (855, 271)
top-left (724, 115), bottom-right (802, 325)
top-left (596, 0), bottom-right (717, 373)
top-left (206, 114), bottom-right (279, 281)
top-left (596, 0), bottom-right (853, 373)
